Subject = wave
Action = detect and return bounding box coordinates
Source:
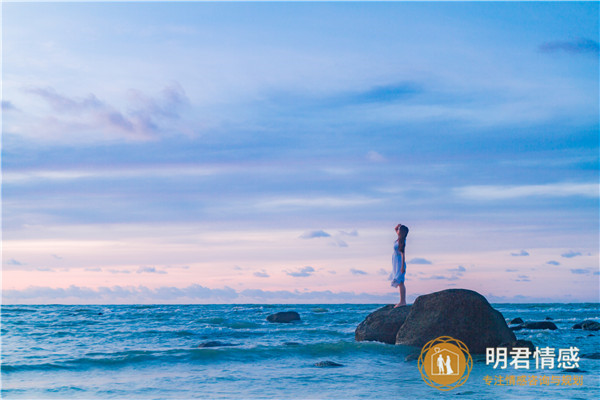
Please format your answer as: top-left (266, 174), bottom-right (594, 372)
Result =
top-left (0, 340), bottom-right (407, 373)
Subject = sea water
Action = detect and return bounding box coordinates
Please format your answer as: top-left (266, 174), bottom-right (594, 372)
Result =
top-left (1, 303), bottom-right (599, 399)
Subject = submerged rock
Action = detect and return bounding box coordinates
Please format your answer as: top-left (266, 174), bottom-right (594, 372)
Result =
top-left (355, 304), bottom-right (411, 344)
top-left (522, 321), bottom-right (558, 330)
top-left (394, 289), bottom-right (515, 354)
top-left (510, 317), bottom-right (524, 325)
top-left (314, 360), bottom-right (343, 368)
top-left (545, 316), bottom-right (554, 320)
top-left (267, 311), bottom-right (301, 323)
top-left (198, 341), bottom-right (237, 348)
top-left (311, 307), bottom-right (329, 313)
top-left (581, 352), bottom-right (600, 359)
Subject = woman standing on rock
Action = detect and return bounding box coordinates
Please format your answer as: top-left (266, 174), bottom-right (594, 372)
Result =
top-left (390, 223), bottom-right (409, 307)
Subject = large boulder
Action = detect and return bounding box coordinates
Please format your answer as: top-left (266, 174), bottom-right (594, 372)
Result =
top-left (395, 289), bottom-right (516, 354)
top-left (266, 311), bottom-right (300, 323)
top-left (355, 304), bottom-right (411, 344)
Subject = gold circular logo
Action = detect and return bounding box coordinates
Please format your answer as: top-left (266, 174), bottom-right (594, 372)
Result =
top-left (417, 336), bottom-right (472, 391)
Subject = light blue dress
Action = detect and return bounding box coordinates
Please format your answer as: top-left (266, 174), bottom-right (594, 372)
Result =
top-left (390, 240), bottom-right (406, 287)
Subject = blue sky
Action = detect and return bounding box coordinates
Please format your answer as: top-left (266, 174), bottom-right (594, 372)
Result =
top-left (2, 1), bottom-right (599, 303)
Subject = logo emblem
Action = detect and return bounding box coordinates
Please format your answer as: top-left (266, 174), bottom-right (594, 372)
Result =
top-left (418, 336), bottom-right (472, 391)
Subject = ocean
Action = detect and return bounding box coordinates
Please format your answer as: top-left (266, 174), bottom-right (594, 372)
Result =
top-left (1, 303), bottom-right (599, 399)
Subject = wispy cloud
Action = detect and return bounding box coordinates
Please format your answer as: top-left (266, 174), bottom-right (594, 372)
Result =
top-left (419, 265), bottom-right (465, 281)
top-left (23, 83), bottom-right (189, 142)
top-left (409, 258), bottom-right (432, 265)
top-left (300, 230), bottom-right (331, 239)
top-left (257, 196), bottom-right (380, 210)
top-left (137, 266), bottom-right (167, 274)
top-left (420, 274), bottom-right (458, 281)
top-left (511, 250), bottom-right (529, 257)
top-left (539, 38), bottom-right (599, 55)
top-left (285, 266), bottom-right (315, 277)
top-left (546, 261), bottom-right (560, 266)
top-left (514, 275), bottom-right (531, 282)
top-left (570, 268), bottom-right (591, 275)
top-left (350, 268), bottom-right (367, 275)
top-left (366, 150), bottom-right (386, 162)
top-left (455, 183), bottom-right (598, 200)
top-left (2, 100), bottom-right (17, 111)
top-left (561, 251), bottom-right (582, 258)
top-left (5, 259), bottom-right (24, 266)
top-left (253, 270), bottom-right (270, 278)
top-left (506, 268), bottom-right (518, 272)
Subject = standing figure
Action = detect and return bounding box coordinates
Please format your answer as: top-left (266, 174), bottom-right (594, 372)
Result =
top-left (445, 355), bottom-right (454, 374)
top-left (437, 354), bottom-right (445, 375)
top-left (390, 223), bottom-right (409, 307)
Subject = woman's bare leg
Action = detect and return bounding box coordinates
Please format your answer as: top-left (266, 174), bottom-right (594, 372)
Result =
top-left (399, 282), bottom-right (406, 306)
top-left (394, 283), bottom-right (407, 307)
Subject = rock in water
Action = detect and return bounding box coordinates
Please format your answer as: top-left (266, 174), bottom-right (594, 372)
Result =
top-left (581, 320), bottom-right (600, 331)
top-left (355, 304), bottom-right (411, 344)
top-left (394, 289), bottom-right (515, 354)
top-left (266, 311), bottom-right (300, 323)
top-left (510, 317), bottom-right (524, 324)
top-left (314, 361), bottom-right (343, 368)
top-left (581, 352), bottom-right (600, 359)
top-left (522, 321), bottom-right (558, 330)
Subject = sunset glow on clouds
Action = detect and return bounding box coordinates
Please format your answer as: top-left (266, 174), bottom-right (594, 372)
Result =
top-left (2, 2), bottom-right (598, 303)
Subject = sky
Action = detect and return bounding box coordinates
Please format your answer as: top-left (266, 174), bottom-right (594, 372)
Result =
top-left (1, 1), bottom-right (599, 304)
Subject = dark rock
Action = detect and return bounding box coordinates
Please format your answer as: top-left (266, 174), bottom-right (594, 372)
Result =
top-left (510, 317), bottom-right (524, 324)
top-left (284, 342), bottom-right (300, 346)
top-left (266, 311), bottom-right (300, 323)
top-left (572, 323), bottom-right (582, 329)
top-left (394, 289), bottom-right (516, 354)
top-left (355, 304), bottom-right (412, 344)
top-left (581, 320), bottom-right (600, 331)
top-left (587, 334), bottom-right (595, 337)
top-left (510, 324), bottom-right (524, 331)
top-left (314, 360), bottom-right (343, 368)
top-left (581, 352), bottom-right (600, 359)
top-left (562, 368), bottom-right (586, 373)
top-left (198, 341), bottom-right (237, 348)
top-left (498, 339), bottom-right (536, 355)
top-left (545, 317), bottom-right (554, 320)
top-left (522, 321), bottom-right (558, 330)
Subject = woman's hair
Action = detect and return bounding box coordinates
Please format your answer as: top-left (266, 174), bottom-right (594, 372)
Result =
top-left (398, 224), bottom-right (409, 253)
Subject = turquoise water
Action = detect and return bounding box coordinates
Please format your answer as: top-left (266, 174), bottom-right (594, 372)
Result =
top-left (1, 303), bottom-right (599, 399)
